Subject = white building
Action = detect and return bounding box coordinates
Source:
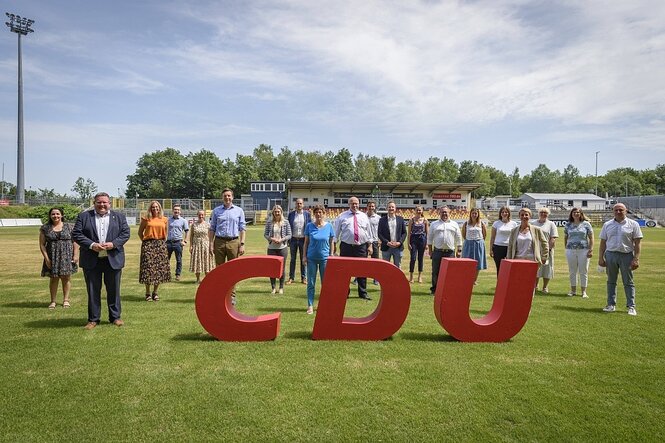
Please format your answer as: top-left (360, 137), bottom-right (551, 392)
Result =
top-left (285, 181), bottom-right (482, 212)
top-left (518, 193), bottom-right (606, 211)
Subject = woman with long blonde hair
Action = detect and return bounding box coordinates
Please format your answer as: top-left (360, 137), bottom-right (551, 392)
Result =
top-left (264, 204), bottom-right (292, 294)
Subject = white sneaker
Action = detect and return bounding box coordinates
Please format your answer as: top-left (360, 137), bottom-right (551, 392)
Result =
top-left (271, 288), bottom-right (276, 295)
top-left (628, 307), bottom-right (637, 316)
top-left (278, 288), bottom-right (284, 295)
top-left (542, 287), bottom-right (549, 294)
top-left (581, 292), bottom-right (588, 299)
top-left (306, 306), bottom-right (313, 315)
top-left (603, 305), bottom-right (615, 312)
top-left (567, 292), bottom-right (575, 297)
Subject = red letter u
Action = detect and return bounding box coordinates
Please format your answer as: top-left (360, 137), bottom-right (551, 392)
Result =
top-left (434, 258), bottom-right (538, 342)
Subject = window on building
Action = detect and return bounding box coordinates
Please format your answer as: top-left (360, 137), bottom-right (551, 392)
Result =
top-left (582, 200), bottom-right (588, 207)
top-left (568, 200), bottom-right (574, 206)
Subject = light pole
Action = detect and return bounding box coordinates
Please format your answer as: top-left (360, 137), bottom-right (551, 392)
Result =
top-left (5, 13), bottom-right (34, 205)
top-left (594, 150), bottom-right (600, 196)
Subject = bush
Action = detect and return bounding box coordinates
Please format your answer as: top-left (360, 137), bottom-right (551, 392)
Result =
top-left (0, 204), bottom-right (83, 224)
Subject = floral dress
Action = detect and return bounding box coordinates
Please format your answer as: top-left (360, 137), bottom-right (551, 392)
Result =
top-left (40, 223), bottom-right (77, 277)
top-left (189, 221), bottom-right (214, 273)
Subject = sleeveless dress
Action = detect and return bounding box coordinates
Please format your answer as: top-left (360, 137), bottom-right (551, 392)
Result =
top-left (462, 223), bottom-right (487, 270)
top-left (40, 223), bottom-right (77, 277)
top-left (190, 221), bottom-right (214, 273)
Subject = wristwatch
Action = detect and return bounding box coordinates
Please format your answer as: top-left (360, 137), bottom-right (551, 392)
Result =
top-left (240, 242), bottom-right (245, 246)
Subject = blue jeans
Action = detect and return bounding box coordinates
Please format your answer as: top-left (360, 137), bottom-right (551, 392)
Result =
top-left (382, 248), bottom-right (403, 269)
top-left (306, 258), bottom-right (327, 307)
top-left (605, 250), bottom-right (636, 308)
top-left (167, 241), bottom-right (183, 276)
top-left (289, 237), bottom-right (306, 281)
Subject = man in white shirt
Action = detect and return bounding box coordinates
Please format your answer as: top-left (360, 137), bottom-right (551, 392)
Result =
top-left (427, 206), bottom-right (462, 295)
top-left (335, 196), bottom-right (373, 300)
top-left (599, 203), bottom-right (643, 315)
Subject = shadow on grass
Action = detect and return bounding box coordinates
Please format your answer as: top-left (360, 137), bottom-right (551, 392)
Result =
top-left (552, 305), bottom-right (606, 314)
top-left (255, 306), bottom-right (304, 313)
top-left (24, 318), bottom-right (86, 329)
top-left (399, 332), bottom-right (457, 342)
top-left (3, 301), bottom-right (50, 309)
top-left (171, 332), bottom-right (217, 341)
top-left (282, 330), bottom-right (312, 340)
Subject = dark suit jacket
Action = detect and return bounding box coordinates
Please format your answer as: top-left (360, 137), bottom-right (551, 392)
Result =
top-left (72, 209), bottom-right (131, 270)
top-left (378, 215), bottom-right (407, 251)
top-left (287, 210), bottom-right (311, 237)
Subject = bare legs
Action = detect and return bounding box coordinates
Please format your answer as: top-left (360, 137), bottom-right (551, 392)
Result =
top-left (48, 276), bottom-right (71, 308)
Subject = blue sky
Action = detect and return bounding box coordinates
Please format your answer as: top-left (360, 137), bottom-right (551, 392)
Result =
top-left (1, 0), bottom-right (664, 196)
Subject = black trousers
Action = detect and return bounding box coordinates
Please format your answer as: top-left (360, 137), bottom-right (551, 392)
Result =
top-left (340, 242), bottom-right (368, 297)
top-left (492, 244), bottom-right (508, 276)
top-left (83, 258), bottom-right (123, 323)
top-left (430, 249), bottom-right (455, 294)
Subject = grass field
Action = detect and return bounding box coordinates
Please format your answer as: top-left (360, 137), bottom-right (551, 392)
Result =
top-left (1, 224), bottom-right (664, 441)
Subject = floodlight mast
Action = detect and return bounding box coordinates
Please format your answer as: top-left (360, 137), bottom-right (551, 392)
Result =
top-left (5, 13), bottom-right (35, 204)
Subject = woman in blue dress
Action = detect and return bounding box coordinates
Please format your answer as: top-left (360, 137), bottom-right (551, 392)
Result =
top-left (303, 205), bottom-right (336, 314)
top-left (461, 208), bottom-right (487, 285)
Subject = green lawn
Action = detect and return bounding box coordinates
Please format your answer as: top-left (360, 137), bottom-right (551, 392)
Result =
top-left (1, 225), bottom-right (664, 441)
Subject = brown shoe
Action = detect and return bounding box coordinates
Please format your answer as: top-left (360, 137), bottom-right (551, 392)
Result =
top-left (113, 319), bottom-right (124, 327)
top-left (286, 279), bottom-right (294, 285)
top-left (301, 279), bottom-right (307, 285)
top-left (84, 322), bottom-right (97, 330)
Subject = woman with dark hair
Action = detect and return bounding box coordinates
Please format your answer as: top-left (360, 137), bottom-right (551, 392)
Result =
top-left (564, 207), bottom-right (594, 298)
top-left (407, 205), bottom-right (429, 283)
top-left (39, 207), bottom-right (79, 309)
top-left (264, 204), bottom-right (292, 294)
top-left (461, 208), bottom-right (487, 284)
top-left (138, 201), bottom-right (171, 301)
top-left (303, 205), bottom-right (335, 314)
top-left (489, 206), bottom-right (518, 275)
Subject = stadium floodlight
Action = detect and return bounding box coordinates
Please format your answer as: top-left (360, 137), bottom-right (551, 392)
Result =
top-left (595, 151), bottom-right (600, 197)
top-left (5, 12), bottom-right (35, 204)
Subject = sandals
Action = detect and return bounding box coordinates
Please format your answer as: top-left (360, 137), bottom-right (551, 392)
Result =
top-left (48, 302), bottom-right (57, 310)
top-left (152, 292), bottom-right (160, 301)
top-left (145, 293), bottom-right (152, 302)
top-left (63, 300), bottom-right (71, 308)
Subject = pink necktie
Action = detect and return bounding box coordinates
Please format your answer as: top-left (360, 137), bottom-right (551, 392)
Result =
top-left (353, 213), bottom-right (359, 244)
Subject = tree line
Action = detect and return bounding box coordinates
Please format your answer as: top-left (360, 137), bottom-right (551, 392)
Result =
top-left (124, 145), bottom-right (665, 199)
top-left (2, 145), bottom-right (662, 201)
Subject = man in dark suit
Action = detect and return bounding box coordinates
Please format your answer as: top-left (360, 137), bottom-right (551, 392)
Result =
top-left (286, 198), bottom-right (311, 285)
top-left (377, 200), bottom-right (407, 269)
top-left (73, 192), bottom-right (131, 330)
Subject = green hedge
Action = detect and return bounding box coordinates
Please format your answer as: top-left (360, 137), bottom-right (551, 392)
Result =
top-left (0, 204), bottom-right (83, 224)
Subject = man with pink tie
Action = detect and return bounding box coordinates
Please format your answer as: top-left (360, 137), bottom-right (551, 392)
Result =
top-left (334, 196), bottom-right (373, 300)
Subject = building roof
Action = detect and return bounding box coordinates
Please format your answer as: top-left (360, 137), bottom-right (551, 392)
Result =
top-left (286, 181), bottom-right (483, 195)
top-left (520, 193), bottom-right (604, 200)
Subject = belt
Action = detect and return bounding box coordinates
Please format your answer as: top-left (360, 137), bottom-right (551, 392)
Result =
top-left (434, 248), bottom-right (454, 253)
top-left (167, 239), bottom-right (182, 243)
top-left (216, 236), bottom-right (238, 241)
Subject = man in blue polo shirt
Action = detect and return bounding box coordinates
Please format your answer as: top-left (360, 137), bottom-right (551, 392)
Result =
top-left (167, 205), bottom-right (189, 281)
top-left (208, 188), bottom-right (246, 305)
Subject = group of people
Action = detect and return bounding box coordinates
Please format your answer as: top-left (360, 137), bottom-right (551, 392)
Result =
top-left (39, 189), bottom-right (644, 329)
